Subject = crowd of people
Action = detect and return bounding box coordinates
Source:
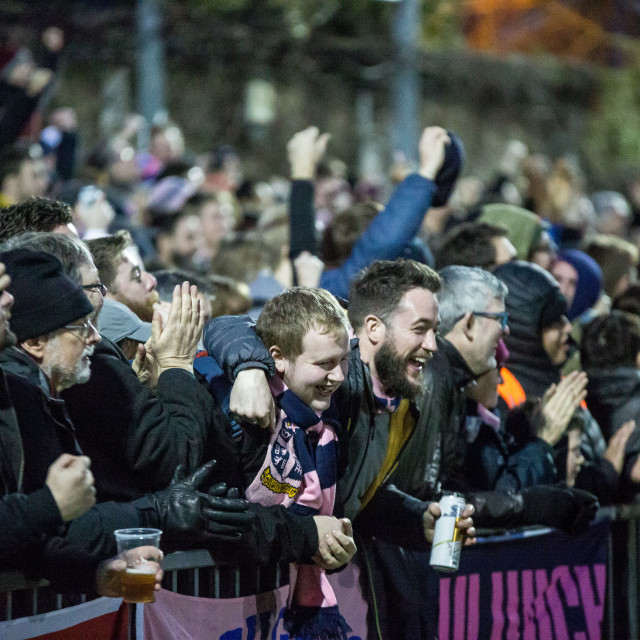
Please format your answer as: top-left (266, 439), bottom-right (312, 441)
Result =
top-left (2, 24), bottom-right (640, 640)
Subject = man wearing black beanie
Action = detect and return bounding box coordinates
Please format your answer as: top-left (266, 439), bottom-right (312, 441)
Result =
top-left (0, 248), bottom-right (99, 396)
top-left (0, 248), bottom-right (268, 599)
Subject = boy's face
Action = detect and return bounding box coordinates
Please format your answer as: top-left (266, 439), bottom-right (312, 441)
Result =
top-left (274, 327), bottom-right (349, 412)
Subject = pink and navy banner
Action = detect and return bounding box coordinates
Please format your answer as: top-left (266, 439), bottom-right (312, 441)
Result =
top-left (2, 521), bottom-right (607, 639)
top-left (143, 521), bottom-right (608, 640)
top-left (438, 520), bottom-right (609, 640)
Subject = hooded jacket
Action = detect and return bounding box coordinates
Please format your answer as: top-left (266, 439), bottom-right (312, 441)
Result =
top-left (493, 261), bottom-right (619, 503)
top-left (556, 249), bottom-right (603, 321)
top-left (493, 260), bottom-right (567, 399)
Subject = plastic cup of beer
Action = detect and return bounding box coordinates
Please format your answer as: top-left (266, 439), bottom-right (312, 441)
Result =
top-left (114, 528), bottom-right (163, 603)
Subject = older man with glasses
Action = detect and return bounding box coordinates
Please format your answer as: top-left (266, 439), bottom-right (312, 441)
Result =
top-left (0, 249), bottom-right (99, 497)
top-left (0, 249), bottom-right (270, 597)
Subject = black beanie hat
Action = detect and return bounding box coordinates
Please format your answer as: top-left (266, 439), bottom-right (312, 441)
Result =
top-left (431, 131), bottom-right (465, 208)
top-left (0, 249), bottom-right (94, 342)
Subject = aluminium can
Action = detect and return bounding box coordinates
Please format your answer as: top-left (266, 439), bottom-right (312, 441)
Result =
top-left (429, 493), bottom-right (466, 572)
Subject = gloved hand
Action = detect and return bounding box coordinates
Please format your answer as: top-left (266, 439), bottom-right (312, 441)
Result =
top-left (202, 483), bottom-right (257, 539)
top-left (521, 485), bottom-right (599, 535)
top-left (150, 460), bottom-right (255, 547)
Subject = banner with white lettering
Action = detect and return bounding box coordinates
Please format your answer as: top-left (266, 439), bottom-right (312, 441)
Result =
top-left (437, 520), bottom-right (609, 640)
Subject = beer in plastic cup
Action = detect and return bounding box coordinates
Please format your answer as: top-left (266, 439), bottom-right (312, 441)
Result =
top-left (114, 528), bottom-right (162, 603)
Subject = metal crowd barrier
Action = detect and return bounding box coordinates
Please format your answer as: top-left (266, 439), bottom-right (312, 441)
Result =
top-left (2, 505), bottom-right (640, 639)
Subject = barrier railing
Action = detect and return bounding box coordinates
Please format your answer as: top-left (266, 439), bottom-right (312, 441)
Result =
top-left (1, 505), bottom-right (638, 639)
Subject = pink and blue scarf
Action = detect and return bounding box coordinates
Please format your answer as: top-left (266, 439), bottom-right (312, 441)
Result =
top-left (245, 377), bottom-right (351, 640)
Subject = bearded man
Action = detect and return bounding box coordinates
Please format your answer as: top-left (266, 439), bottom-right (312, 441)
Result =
top-left (87, 230), bottom-right (159, 321)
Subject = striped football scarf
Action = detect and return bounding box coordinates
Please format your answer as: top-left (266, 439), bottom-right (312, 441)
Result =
top-left (245, 377), bottom-right (351, 640)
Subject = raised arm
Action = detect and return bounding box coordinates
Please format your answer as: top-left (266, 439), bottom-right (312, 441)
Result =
top-left (288, 126), bottom-right (330, 260)
top-left (320, 127), bottom-right (449, 299)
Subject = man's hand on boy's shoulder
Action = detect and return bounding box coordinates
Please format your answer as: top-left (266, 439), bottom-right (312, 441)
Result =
top-left (312, 517), bottom-right (357, 570)
top-left (231, 369), bottom-right (276, 431)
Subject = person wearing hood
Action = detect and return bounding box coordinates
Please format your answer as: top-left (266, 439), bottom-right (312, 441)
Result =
top-left (478, 202), bottom-right (556, 271)
top-left (551, 249), bottom-right (603, 322)
top-left (494, 260), bottom-right (634, 504)
top-left (550, 249), bottom-right (604, 376)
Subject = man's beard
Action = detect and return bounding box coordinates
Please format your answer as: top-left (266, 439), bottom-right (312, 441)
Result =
top-left (45, 342), bottom-right (95, 391)
top-left (119, 293), bottom-right (158, 322)
top-left (73, 345), bottom-right (95, 386)
top-left (374, 340), bottom-right (425, 401)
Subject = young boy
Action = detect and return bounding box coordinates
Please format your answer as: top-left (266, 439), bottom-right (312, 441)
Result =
top-left (243, 286), bottom-right (353, 640)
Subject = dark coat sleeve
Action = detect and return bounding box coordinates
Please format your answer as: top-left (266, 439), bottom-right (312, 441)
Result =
top-left (575, 458), bottom-right (620, 505)
top-left (62, 348), bottom-right (216, 500)
top-left (353, 484), bottom-right (430, 551)
top-left (0, 490), bottom-right (150, 594)
top-left (67, 494), bottom-right (320, 568)
top-left (0, 486), bottom-right (62, 568)
top-left (38, 497), bottom-right (159, 593)
top-left (230, 503), bottom-right (319, 565)
top-left (289, 179), bottom-right (316, 260)
top-left (202, 315), bottom-right (275, 381)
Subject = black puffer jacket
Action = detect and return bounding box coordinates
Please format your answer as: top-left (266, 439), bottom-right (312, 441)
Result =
top-left (493, 260), bottom-right (566, 399)
top-left (494, 261), bottom-right (619, 503)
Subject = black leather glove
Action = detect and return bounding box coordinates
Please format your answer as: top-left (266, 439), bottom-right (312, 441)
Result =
top-left (202, 483), bottom-right (257, 539)
top-left (521, 485), bottom-right (599, 535)
top-left (150, 460), bottom-right (255, 547)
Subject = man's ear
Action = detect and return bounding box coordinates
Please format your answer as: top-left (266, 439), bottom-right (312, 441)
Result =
top-left (20, 336), bottom-right (47, 362)
top-left (269, 345), bottom-right (286, 374)
top-left (460, 312), bottom-right (475, 341)
top-left (363, 315), bottom-right (385, 346)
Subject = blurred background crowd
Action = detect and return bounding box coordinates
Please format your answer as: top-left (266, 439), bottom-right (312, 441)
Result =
top-left (4, 1), bottom-right (640, 629)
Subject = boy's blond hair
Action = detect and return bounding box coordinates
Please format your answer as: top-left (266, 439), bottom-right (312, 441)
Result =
top-left (256, 286), bottom-right (349, 359)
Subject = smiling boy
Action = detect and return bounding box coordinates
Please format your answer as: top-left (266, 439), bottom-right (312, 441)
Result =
top-left (245, 286), bottom-right (354, 640)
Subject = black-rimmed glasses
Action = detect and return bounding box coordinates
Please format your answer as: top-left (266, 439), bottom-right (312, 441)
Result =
top-left (82, 283), bottom-right (108, 297)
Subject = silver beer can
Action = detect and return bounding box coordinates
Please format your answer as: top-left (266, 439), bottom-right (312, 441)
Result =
top-left (429, 493), bottom-right (466, 572)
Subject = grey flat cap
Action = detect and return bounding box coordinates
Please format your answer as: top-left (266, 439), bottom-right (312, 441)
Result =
top-left (98, 297), bottom-right (152, 344)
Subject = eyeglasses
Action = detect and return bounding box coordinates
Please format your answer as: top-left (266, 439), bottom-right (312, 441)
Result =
top-left (456, 311), bottom-right (509, 331)
top-left (82, 283), bottom-right (107, 297)
top-left (63, 319), bottom-right (99, 341)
